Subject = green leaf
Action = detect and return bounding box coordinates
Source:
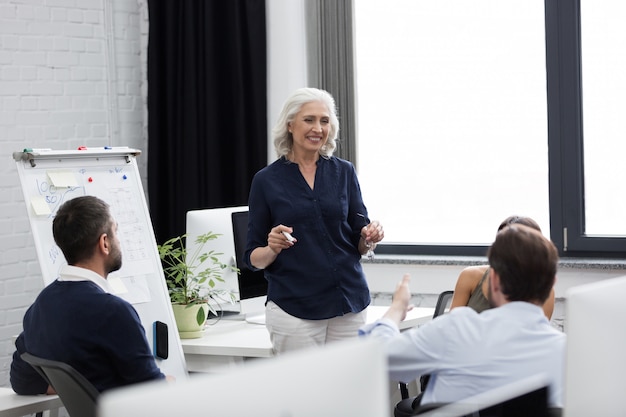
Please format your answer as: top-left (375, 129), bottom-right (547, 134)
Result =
top-left (157, 231), bottom-right (240, 310)
top-left (196, 305), bottom-right (206, 326)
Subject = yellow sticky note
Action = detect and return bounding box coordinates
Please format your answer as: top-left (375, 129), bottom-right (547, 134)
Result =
top-left (31, 195), bottom-right (51, 216)
top-left (47, 170), bottom-right (78, 188)
top-left (108, 276), bottom-right (129, 295)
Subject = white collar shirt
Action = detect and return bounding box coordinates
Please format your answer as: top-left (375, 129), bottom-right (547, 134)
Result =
top-left (56, 264), bottom-right (112, 294)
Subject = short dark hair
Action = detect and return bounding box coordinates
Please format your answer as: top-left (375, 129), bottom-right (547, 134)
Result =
top-left (53, 196), bottom-right (113, 265)
top-left (487, 224), bottom-right (558, 304)
top-left (497, 215), bottom-right (541, 233)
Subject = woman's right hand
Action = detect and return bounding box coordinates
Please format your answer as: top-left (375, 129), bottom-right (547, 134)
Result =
top-left (251, 225), bottom-right (296, 269)
top-left (267, 225), bottom-right (297, 253)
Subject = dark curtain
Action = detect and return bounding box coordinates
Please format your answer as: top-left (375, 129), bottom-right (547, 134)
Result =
top-left (147, 0), bottom-right (267, 243)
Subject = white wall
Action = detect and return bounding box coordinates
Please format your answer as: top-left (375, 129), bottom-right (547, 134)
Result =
top-left (266, 0), bottom-right (308, 163)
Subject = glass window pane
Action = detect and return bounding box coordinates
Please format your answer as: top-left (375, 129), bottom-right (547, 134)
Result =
top-left (581, 0), bottom-right (626, 236)
top-left (354, 0), bottom-right (549, 245)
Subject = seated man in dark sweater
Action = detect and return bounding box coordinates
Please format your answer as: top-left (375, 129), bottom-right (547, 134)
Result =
top-left (10, 195), bottom-right (169, 394)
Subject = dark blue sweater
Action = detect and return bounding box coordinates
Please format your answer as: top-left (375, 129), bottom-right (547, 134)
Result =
top-left (10, 280), bottom-right (164, 394)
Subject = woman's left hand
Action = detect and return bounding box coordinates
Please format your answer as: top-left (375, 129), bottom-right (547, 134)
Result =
top-left (361, 220), bottom-right (384, 244)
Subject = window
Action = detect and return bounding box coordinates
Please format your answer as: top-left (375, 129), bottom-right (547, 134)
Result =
top-left (545, 0), bottom-right (626, 255)
top-left (348, 0), bottom-right (626, 257)
top-left (580, 0), bottom-right (626, 236)
top-left (354, 0), bottom-right (548, 249)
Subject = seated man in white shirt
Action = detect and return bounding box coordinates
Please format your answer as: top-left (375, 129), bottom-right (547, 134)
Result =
top-left (359, 224), bottom-right (565, 410)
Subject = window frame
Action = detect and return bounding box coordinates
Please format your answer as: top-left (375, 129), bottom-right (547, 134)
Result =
top-left (545, 0), bottom-right (626, 257)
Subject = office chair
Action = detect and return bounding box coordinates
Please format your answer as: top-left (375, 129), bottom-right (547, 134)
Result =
top-left (397, 290), bottom-right (455, 407)
top-left (433, 290), bottom-right (455, 318)
top-left (407, 386), bottom-right (553, 417)
top-left (21, 352), bottom-right (99, 417)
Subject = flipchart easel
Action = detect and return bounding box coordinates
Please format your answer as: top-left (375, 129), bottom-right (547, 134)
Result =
top-left (13, 147), bottom-right (188, 380)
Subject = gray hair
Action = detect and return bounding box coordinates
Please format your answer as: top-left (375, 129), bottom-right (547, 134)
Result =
top-left (272, 88), bottom-right (339, 159)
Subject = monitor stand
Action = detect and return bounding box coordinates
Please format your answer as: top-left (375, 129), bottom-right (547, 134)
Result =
top-left (207, 309), bottom-right (243, 318)
top-left (240, 296), bottom-right (267, 324)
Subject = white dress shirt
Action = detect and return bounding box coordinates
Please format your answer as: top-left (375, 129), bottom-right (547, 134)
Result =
top-left (56, 264), bottom-right (113, 293)
top-left (360, 302), bottom-right (566, 407)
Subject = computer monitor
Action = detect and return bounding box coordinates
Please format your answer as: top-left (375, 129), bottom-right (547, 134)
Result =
top-left (185, 206), bottom-right (247, 314)
top-left (231, 210), bottom-right (268, 324)
top-left (97, 339), bottom-right (389, 417)
top-left (563, 275), bottom-right (626, 417)
top-left (185, 207), bottom-right (268, 322)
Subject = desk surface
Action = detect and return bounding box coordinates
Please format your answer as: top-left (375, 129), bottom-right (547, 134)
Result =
top-left (181, 305), bottom-right (434, 360)
top-left (0, 387), bottom-right (62, 417)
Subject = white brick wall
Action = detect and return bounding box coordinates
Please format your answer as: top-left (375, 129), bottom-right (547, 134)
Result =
top-left (0, 0), bottom-right (149, 387)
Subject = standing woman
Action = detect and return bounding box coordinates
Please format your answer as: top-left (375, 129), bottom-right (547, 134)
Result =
top-left (245, 87), bottom-right (384, 354)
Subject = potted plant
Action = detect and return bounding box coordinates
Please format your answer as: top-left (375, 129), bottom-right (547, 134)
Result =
top-left (157, 232), bottom-right (237, 338)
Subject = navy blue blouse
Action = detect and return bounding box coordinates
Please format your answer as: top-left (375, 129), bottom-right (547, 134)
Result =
top-left (245, 156), bottom-right (371, 320)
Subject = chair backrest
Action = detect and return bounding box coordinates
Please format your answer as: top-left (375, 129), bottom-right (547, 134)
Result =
top-left (414, 385), bottom-right (552, 417)
top-left (433, 290), bottom-right (454, 318)
top-left (21, 352), bottom-right (99, 417)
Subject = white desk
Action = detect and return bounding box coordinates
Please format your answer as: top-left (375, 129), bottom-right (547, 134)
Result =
top-left (182, 305), bottom-right (434, 373)
top-left (0, 387), bottom-right (62, 417)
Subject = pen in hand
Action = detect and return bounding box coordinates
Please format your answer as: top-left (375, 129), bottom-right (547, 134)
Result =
top-left (282, 230), bottom-right (296, 243)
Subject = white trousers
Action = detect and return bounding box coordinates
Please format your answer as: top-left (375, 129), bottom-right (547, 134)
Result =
top-left (265, 300), bottom-right (367, 355)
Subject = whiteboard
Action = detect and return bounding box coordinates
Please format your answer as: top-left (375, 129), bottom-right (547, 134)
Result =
top-left (13, 148), bottom-right (188, 380)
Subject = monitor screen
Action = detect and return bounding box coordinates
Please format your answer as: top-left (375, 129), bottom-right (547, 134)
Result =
top-left (231, 210), bottom-right (268, 300)
top-left (231, 210), bottom-right (268, 323)
top-left (97, 339), bottom-right (389, 417)
top-left (185, 206), bottom-right (247, 312)
top-left (184, 207), bottom-right (268, 321)
top-left (563, 275), bottom-right (626, 417)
